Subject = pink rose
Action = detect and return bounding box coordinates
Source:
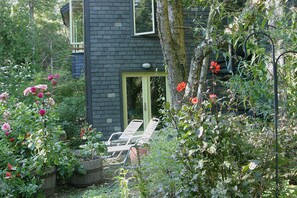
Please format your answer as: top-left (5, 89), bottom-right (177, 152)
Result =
top-left (39, 109), bottom-right (46, 116)
top-left (54, 74), bottom-right (60, 79)
top-left (23, 87), bottom-right (31, 96)
top-left (2, 123), bottom-right (11, 131)
top-left (37, 92), bottom-right (44, 98)
top-left (5, 131), bottom-right (10, 136)
top-left (31, 86), bottom-right (37, 93)
top-left (209, 94), bottom-right (217, 102)
top-left (35, 84), bottom-right (48, 92)
top-left (48, 74), bottom-right (54, 81)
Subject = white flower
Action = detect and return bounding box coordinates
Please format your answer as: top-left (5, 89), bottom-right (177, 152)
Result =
top-left (249, 160), bottom-right (259, 170)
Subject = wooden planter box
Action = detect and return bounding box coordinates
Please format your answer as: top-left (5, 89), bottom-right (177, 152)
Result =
top-left (69, 157), bottom-right (103, 187)
top-left (40, 167), bottom-right (56, 196)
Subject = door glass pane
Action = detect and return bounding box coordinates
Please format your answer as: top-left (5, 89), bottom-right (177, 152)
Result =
top-left (150, 76), bottom-right (166, 128)
top-left (126, 77), bottom-right (143, 129)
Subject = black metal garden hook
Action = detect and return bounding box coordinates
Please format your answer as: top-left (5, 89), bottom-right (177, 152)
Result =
top-left (243, 31), bottom-right (297, 197)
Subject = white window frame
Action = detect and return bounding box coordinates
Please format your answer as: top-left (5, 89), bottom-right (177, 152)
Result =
top-left (69, 0), bottom-right (84, 46)
top-left (133, 0), bottom-right (155, 36)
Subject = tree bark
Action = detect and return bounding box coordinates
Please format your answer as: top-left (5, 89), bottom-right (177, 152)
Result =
top-left (156, 0), bottom-right (188, 109)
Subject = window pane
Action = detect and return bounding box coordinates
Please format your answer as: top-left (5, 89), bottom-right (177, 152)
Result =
top-left (134, 0), bottom-right (154, 35)
top-left (126, 77), bottom-right (144, 130)
top-left (71, 0), bottom-right (84, 44)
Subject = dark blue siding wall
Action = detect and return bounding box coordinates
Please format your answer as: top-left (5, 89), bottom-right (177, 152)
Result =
top-left (72, 52), bottom-right (85, 78)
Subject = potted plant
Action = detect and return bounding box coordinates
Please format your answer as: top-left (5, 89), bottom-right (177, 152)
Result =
top-left (69, 125), bottom-right (106, 187)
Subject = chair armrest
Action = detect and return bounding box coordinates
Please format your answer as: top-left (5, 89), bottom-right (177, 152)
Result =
top-left (124, 135), bottom-right (142, 145)
top-left (135, 137), bottom-right (150, 146)
top-left (106, 132), bottom-right (123, 145)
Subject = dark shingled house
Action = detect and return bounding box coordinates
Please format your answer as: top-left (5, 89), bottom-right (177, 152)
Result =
top-left (61, 0), bottom-right (229, 138)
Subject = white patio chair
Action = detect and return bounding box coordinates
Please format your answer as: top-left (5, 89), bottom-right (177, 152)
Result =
top-left (105, 119), bottom-right (143, 146)
top-left (105, 118), bottom-right (160, 165)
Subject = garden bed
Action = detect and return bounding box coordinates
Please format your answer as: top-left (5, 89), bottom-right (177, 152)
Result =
top-left (51, 164), bottom-right (139, 198)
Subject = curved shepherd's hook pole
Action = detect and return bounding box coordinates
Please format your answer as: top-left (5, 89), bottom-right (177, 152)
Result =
top-left (243, 32), bottom-right (297, 197)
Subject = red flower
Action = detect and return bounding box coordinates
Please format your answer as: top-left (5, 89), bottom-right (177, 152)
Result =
top-left (9, 138), bottom-right (15, 142)
top-left (48, 74), bottom-right (54, 81)
top-left (51, 79), bottom-right (57, 86)
top-left (191, 97), bottom-right (199, 104)
top-left (176, 82), bottom-right (187, 92)
top-left (209, 94), bottom-right (217, 102)
top-left (7, 163), bottom-right (12, 171)
top-left (39, 109), bottom-right (46, 116)
top-left (5, 131), bottom-right (10, 136)
top-left (37, 92), bottom-right (44, 98)
top-left (5, 172), bottom-right (12, 178)
top-left (31, 86), bottom-right (37, 93)
top-left (210, 61), bottom-right (220, 74)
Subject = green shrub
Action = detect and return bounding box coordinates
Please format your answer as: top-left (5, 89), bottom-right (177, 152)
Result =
top-left (135, 128), bottom-right (182, 197)
top-left (0, 60), bottom-right (35, 98)
top-left (159, 97), bottom-right (297, 197)
top-left (56, 96), bottom-right (86, 139)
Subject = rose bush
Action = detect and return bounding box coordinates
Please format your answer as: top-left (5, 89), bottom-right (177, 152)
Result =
top-left (0, 74), bottom-right (78, 197)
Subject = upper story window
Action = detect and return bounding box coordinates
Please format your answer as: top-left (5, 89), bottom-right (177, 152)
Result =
top-left (70, 0), bottom-right (84, 49)
top-left (133, 0), bottom-right (155, 36)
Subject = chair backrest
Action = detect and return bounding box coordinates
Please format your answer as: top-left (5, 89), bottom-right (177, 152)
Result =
top-left (141, 118), bottom-right (160, 140)
top-left (119, 119), bottom-right (143, 140)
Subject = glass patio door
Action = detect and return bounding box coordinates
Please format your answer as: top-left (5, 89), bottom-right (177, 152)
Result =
top-left (122, 72), bottom-right (169, 130)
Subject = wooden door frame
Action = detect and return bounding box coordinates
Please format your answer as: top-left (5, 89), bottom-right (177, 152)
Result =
top-left (122, 72), bottom-right (169, 129)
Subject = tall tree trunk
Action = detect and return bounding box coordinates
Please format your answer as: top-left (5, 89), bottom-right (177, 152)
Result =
top-left (156, 0), bottom-right (188, 109)
top-left (188, 6), bottom-right (216, 101)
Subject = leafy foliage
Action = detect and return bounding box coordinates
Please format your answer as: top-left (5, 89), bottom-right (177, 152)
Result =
top-left (135, 128), bottom-right (183, 197)
top-left (0, 0), bottom-right (70, 69)
top-left (0, 61), bottom-right (35, 98)
top-left (54, 74), bottom-right (86, 139)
